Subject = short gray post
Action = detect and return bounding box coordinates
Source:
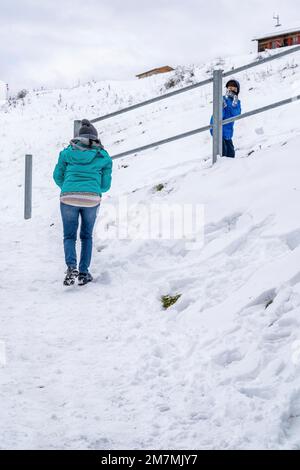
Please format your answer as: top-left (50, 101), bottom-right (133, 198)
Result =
top-left (212, 69), bottom-right (223, 164)
top-left (74, 120), bottom-right (81, 137)
top-left (24, 154), bottom-right (32, 220)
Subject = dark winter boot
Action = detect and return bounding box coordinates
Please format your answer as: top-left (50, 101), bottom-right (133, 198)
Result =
top-left (63, 267), bottom-right (79, 286)
top-left (78, 272), bottom-right (93, 286)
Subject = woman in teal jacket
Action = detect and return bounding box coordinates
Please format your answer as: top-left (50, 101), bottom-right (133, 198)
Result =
top-left (53, 119), bottom-right (113, 286)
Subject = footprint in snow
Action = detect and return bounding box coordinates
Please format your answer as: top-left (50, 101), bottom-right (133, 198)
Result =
top-left (212, 348), bottom-right (244, 367)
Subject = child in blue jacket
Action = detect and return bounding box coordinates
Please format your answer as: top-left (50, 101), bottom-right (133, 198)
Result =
top-left (210, 79), bottom-right (241, 158)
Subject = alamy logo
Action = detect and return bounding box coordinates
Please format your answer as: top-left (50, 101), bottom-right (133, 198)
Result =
top-left (97, 197), bottom-right (205, 250)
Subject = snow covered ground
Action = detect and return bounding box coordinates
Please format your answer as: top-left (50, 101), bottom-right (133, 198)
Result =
top-left (1, 49), bottom-right (300, 449)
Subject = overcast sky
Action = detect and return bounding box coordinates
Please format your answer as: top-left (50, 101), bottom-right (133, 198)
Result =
top-left (0, 0), bottom-right (299, 92)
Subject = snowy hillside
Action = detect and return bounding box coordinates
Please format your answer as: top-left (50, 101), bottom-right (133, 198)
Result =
top-left (1, 49), bottom-right (300, 450)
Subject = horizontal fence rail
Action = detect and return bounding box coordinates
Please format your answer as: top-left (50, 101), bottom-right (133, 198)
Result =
top-left (222, 44), bottom-right (300, 78)
top-left (90, 78), bottom-right (214, 124)
top-left (111, 93), bottom-right (300, 160)
top-left (111, 124), bottom-right (212, 160)
top-left (222, 94), bottom-right (300, 126)
top-left (90, 45), bottom-right (300, 124)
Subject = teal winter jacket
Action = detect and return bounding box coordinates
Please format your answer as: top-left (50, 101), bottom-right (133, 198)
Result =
top-left (53, 143), bottom-right (112, 195)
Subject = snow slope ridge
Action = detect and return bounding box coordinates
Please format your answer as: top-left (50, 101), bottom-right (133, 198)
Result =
top-left (1, 49), bottom-right (300, 450)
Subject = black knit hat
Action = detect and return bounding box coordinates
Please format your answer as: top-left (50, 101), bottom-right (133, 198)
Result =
top-left (226, 79), bottom-right (240, 95)
top-left (78, 119), bottom-right (98, 140)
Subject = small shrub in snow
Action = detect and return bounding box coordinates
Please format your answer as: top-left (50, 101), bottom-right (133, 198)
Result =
top-left (16, 89), bottom-right (28, 100)
top-left (154, 183), bottom-right (164, 192)
top-left (165, 78), bottom-right (176, 89)
top-left (164, 66), bottom-right (195, 90)
top-left (161, 294), bottom-right (182, 310)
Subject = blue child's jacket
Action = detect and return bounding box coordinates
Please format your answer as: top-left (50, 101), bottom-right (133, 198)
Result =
top-left (210, 95), bottom-right (241, 140)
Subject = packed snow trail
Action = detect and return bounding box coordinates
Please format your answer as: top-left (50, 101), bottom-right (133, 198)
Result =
top-left (1, 50), bottom-right (300, 449)
top-left (2, 137), bottom-right (300, 449)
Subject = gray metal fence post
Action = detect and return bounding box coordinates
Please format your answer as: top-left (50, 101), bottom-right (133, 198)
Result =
top-left (24, 154), bottom-right (32, 220)
top-left (212, 69), bottom-right (223, 164)
top-left (74, 120), bottom-right (81, 137)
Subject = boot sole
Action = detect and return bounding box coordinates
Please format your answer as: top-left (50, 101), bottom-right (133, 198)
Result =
top-left (63, 278), bottom-right (76, 286)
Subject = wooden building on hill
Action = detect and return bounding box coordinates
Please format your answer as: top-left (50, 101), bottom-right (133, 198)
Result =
top-left (136, 66), bottom-right (174, 79)
top-left (253, 25), bottom-right (300, 52)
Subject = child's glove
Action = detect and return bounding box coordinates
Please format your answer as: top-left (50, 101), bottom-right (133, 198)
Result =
top-left (225, 89), bottom-right (239, 107)
top-left (225, 89), bottom-right (234, 99)
top-left (232, 95), bottom-right (239, 107)
top-left (223, 97), bottom-right (227, 108)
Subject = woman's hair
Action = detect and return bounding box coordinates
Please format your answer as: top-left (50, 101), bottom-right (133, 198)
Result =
top-left (88, 138), bottom-right (101, 147)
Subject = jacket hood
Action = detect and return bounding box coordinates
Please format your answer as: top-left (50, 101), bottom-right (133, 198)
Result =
top-left (226, 79), bottom-right (240, 95)
top-left (67, 138), bottom-right (105, 164)
top-left (70, 137), bottom-right (104, 150)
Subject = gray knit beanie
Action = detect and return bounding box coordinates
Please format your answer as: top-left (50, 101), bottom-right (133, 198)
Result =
top-left (78, 119), bottom-right (98, 140)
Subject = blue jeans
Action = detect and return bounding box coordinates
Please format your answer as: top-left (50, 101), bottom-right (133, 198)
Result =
top-left (60, 202), bottom-right (100, 273)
